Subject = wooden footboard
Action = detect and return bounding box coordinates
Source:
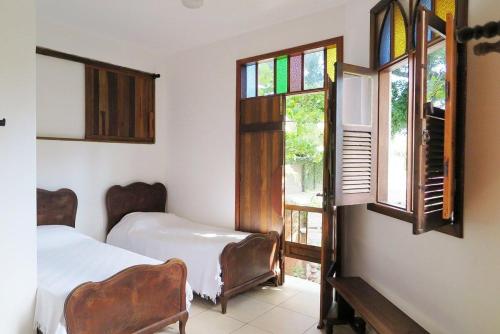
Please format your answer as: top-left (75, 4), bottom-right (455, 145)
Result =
top-left (64, 259), bottom-right (188, 334)
top-left (219, 231), bottom-right (280, 313)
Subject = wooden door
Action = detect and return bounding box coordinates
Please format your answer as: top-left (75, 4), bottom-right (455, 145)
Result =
top-left (238, 95), bottom-right (284, 234)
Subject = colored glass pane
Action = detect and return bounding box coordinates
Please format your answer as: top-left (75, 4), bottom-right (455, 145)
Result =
top-left (393, 4), bottom-right (407, 58)
top-left (290, 55), bottom-right (302, 92)
top-left (246, 64), bottom-right (256, 98)
top-left (326, 46), bottom-right (337, 81)
top-left (276, 56), bottom-right (288, 94)
top-left (435, 0), bottom-right (455, 21)
top-left (303, 50), bottom-right (324, 89)
top-left (379, 9), bottom-right (391, 66)
top-left (413, 0), bottom-right (432, 47)
top-left (258, 60), bottom-right (274, 96)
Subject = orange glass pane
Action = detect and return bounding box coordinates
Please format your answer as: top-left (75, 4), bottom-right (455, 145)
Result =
top-left (435, 0), bottom-right (455, 21)
top-left (393, 4), bottom-right (407, 58)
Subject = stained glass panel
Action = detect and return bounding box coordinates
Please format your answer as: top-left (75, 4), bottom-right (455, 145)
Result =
top-left (276, 56), bottom-right (288, 94)
top-left (304, 50), bottom-right (324, 89)
top-left (258, 60), bottom-right (274, 96)
top-left (379, 9), bottom-right (391, 66)
top-left (290, 55), bottom-right (302, 92)
top-left (326, 46), bottom-right (337, 81)
top-left (393, 4), bottom-right (407, 58)
top-left (435, 0), bottom-right (455, 21)
top-left (246, 64), bottom-right (256, 98)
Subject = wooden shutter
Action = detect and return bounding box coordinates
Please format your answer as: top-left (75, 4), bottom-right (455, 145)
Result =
top-left (238, 95), bottom-right (284, 234)
top-left (85, 65), bottom-right (155, 143)
top-left (413, 8), bottom-right (458, 233)
top-left (332, 63), bottom-right (378, 206)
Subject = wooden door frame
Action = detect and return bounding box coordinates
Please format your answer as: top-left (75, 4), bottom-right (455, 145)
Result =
top-left (235, 36), bottom-right (344, 231)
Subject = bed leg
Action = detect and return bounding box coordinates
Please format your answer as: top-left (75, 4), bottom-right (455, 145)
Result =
top-left (221, 296), bottom-right (228, 314)
top-left (179, 313), bottom-right (188, 334)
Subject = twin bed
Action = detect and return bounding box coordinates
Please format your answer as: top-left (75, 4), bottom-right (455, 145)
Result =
top-left (36, 188), bottom-right (191, 334)
top-left (105, 182), bottom-right (280, 313)
top-left (37, 182), bottom-right (280, 333)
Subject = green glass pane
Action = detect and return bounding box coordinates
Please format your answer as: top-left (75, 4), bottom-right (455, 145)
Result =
top-left (258, 60), bottom-right (274, 96)
top-left (276, 56), bottom-right (288, 94)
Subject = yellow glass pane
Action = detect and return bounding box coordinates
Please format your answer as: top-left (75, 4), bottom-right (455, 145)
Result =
top-left (326, 46), bottom-right (337, 81)
top-left (393, 4), bottom-right (407, 58)
top-left (436, 0), bottom-right (455, 21)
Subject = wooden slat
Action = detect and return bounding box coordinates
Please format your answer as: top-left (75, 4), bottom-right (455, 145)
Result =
top-left (328, 277), bottom-right (429, 334)
top-left (443, 13), bottom-right (457, 220)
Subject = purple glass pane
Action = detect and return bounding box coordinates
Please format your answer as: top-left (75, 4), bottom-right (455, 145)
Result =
top-left (290, 55), bottom-right (302, 92)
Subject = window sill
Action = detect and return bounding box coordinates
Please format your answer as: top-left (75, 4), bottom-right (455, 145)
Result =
top-left (367, 203), bottom-right (415, 224)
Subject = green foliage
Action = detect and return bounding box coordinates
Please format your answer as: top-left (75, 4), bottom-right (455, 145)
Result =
top-left (390, 65), bottom-right (409, 136)
top-left (285, 92), bottom-right (325, 165)
top-left (389, 47), bottom-right (446, 136)
top-left (427, 47), bottom-right (446, 108)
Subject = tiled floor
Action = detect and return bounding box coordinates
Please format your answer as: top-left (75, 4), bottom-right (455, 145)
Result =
top-left (159, 276), bottom-right (355, 334)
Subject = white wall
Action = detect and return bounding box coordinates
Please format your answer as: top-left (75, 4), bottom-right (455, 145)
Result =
top-left (165, 0), bottom-right (500, 332)
top-left (164, 6), bottom-right (346, 228)
top-left (36, 20), bottom-right (169, 240)
top-left (342, 0), bottom-right (500, 333)
top-left (0, 0), bottom-right (37, 333)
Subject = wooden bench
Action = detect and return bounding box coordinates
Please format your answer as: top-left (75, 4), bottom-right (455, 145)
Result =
top-left (326, 277), bottom-right (429, 334)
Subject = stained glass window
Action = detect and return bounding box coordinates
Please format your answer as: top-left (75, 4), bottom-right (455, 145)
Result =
top-left (290, 55), bottom-right (302, 92)
top-left (304, 50), bottom-right (324, 90)
top-left (258, 60), bottom-right (274, 96)
top-left (246, 64), bottom-right (256, 98)
top-left (379, 9), bottom-right (391, 66)
top-left (393, 4), bottom-right (407, 58)
top-left (276, 56), bottom-right (288, 94)
top-left (326, 46), bottom-right (337, 81)
top-left (435, 0), bottom-right (455, 21)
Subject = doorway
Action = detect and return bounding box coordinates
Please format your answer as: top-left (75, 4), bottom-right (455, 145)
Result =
top-left (283, 91), bottom-right (325, 283)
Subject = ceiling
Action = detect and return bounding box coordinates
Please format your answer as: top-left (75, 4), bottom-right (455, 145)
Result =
top-left (37, 0), bottom-right (346, 56)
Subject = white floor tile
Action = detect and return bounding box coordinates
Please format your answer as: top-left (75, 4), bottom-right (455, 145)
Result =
top-left (231, 324), bottom-right (272, 334)
top-left (211, 294), bottom-right (275, 322)
top-left (186, 310), bottom-right (244, 334)
top-left (304, 324), bottom-right (356, 334)
top-left (246, 284), bottom-right (299, 305)
top-left (249, 306), bottom-right (316, 334)
top-left (189, 296), bottom-right (213, 317)
top-left (279, 291), bottom-right (320, 318)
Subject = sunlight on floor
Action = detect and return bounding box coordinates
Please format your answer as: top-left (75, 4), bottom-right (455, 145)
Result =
top-left (159, 275), bottom-right (355, 334)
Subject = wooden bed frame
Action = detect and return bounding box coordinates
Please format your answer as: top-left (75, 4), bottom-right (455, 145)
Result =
top-left (37, 188), bottom-right (188, 334)
top-left (105, 182), bottom-right (280, 314)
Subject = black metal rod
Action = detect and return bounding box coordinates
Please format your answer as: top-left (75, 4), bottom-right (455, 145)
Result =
top-left (457, 21), bottom-right (500, 43)
top-left (0, 118), bottom-right (5, 127)
top-left (474, 41), bottom-right (500, 56)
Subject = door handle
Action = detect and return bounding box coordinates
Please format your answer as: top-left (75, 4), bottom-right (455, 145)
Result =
top-left (0, 118), bottom-right (5, 127)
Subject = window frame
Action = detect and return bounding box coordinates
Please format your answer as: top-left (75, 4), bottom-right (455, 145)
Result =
top-left (367, 0), bottom-right (468, 237)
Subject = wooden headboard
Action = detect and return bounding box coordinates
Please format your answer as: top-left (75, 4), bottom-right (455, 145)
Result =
top-left (37, 188), bottom-right (78, 227)
top-left (106, 182), bottom-right (167, 234)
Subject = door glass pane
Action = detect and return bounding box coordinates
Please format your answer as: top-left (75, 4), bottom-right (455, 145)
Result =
top-left (303, 50), bottom-right (324, 90)
top-left (285, 92), bottom-right (325, 208)
top-left (290, 55), bottom-right (303, 92)
top-left (342, 74), bottom-right (373, 126)
top-left (246, 64), bottom-right (256, 98)
top-left (276, 56), bottom-right (288, 94)
top-left (258, 60), bottom-right (274, 96)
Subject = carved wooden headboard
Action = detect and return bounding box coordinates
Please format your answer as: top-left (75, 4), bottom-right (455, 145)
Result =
top-left (37, 188), bottom-right (78, 227)
top-left (105, 182), bottom-right (167, 234)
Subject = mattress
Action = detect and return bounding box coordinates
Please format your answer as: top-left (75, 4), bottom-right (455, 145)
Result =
top-left (36, 225), bottom-right (193, 334)
top-left (107, 212), bottom-right (250, 301)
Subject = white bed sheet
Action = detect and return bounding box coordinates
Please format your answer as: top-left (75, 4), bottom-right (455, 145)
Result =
top-left (36, 225), bottom-right (193, 334)
top-left (107, 212), bottom-right (250, 302)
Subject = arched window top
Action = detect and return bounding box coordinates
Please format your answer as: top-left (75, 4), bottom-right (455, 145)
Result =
top-left (375, 1), bottom-right (409, 67)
